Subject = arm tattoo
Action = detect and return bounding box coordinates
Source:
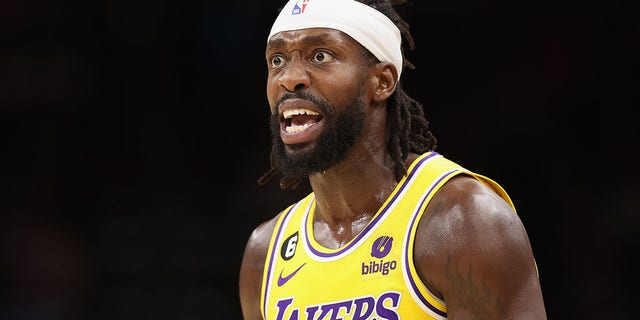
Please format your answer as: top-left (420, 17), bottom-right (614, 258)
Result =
top-left (444, 256), bottom-right (506, 319)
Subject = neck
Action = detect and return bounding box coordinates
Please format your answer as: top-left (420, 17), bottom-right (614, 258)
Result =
top-left (308, 151), bottom-right (398, 248)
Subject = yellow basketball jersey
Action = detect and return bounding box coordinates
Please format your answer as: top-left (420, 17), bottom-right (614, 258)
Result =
top-left (260, 152), bottom-right (515, 320)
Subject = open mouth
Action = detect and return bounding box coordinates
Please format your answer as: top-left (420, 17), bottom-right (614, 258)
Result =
top-left (282, 108), bottom-right (323, 134)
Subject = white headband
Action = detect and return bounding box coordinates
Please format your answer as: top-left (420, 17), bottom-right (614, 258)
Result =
top-left (267, 0), bottom-right (403, 79)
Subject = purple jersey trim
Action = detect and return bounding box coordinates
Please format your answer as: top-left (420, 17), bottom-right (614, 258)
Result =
top-left (304, 152), bottom-right (440, 258)
top-left (262, 202), bottom-right (300, 317)
top-left (403, 168), bottom-right (462, 318)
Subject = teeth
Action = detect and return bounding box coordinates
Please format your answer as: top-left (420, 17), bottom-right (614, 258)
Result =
top-left (283, 108), bottom-right (319, 119)
top-left (285, 123), bottom-right (313, 133)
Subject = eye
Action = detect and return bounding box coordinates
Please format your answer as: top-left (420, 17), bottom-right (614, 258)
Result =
top-left (270, 55), bottom-right (286, 68)
top-left (313, 50), bottom-right (334, 63)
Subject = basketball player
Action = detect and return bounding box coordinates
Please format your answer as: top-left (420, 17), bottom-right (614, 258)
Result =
top-left (239, 0), bottom-right (547, 319)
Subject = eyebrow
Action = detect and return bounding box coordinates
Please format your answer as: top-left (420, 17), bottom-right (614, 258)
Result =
top-left (267, 32), bottom-right (342, 49)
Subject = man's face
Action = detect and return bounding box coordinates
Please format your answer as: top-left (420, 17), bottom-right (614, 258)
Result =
top-left (265, 28), bottom-right (373, 178)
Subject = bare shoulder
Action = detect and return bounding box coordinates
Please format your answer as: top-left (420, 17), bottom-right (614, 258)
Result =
top-left (239, 213), bottom-right (282, 320)
top-left (423, 174), bottom-right (522, 235)
top-left (243, 214), bottom-right (280, 261)
top-left (414, 174), bottom-right (546, 318)
top-left (415, 174), bottom-right (525, 270)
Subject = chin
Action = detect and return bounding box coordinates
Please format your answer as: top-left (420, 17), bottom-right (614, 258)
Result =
top-left (285, 142), bottom-right (315, 155)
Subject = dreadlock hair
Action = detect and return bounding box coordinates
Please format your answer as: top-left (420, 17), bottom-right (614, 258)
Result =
top-left (258, 0), bottom-right (437, 190)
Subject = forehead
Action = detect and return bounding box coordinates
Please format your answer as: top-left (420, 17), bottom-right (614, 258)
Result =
top-left (266, 28), bottom-right (360, 51)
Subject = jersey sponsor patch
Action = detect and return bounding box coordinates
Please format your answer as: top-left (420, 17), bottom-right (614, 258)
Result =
top-left (362, 235), bottom-right (398, 280)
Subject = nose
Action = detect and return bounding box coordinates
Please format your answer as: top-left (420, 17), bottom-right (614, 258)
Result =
top-left (277, 58), bottom-right (310, 92)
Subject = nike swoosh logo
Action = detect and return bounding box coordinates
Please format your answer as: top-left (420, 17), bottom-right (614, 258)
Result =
top-left (277, 263), bottom-right (306, 287)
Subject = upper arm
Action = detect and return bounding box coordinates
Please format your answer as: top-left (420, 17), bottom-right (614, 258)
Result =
top-left (414, 175), bottom-right (546, 319)
top-left (239, 215), bottom-right (279, 320)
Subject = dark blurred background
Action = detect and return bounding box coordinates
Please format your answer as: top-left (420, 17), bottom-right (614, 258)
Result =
top-left (0, 0), bottom-right (638, 319)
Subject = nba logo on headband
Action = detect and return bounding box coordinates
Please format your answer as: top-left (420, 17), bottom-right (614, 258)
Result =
top-left (292, 0), bottom-right (310, 15)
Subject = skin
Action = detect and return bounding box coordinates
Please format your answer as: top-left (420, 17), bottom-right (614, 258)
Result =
top-left (239, 28), bottom-right (547, 319)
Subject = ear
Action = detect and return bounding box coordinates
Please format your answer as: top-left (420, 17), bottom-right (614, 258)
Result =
top-left (372, 62), bottom-right (398, 103)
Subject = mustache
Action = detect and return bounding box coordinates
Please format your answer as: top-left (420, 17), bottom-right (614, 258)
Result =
top-left (275, 92), bottom-right (330, 114)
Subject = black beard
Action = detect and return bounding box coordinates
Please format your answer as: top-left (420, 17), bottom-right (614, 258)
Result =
top-left (269, 92), bottom-right (366, 181)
